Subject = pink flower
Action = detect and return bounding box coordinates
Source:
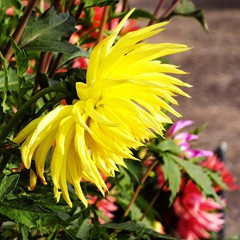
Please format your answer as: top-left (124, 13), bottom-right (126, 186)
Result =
top-left (201, 155), bottom-right (240, 191)
top-left (88, 173), bottom-right (118, 224)
top-left (88, 194), bottom-right (118, 224)
top-left (173, 180), bottom-right (224, 240)
top-left (166, 120), bottom-right (213, 158)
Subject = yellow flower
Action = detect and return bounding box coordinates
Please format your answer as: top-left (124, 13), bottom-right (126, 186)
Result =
top-left (13, 9), bottom-right (190, 207)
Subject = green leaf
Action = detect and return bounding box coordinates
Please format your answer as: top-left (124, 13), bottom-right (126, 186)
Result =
top-left (0, 174), bottom-right (20, 200)
top-left (0, 0), bottom-right (22, 11)
top-left (171, 0), bottom-right (209, 32)
top-left (111, 9), bottom-right (157, 21)
top-left (0, 51), bottom-right (9, 112)
top-left (20, 8), bottom-right (78, 54)
top-left (100, 221), bottom-right (176, 239)
top-left (0, 68), bottom-right (18, 92)
top-left (131, 9), bottom-right (158, 21)
top-left (204, 168), bottom-right (228, 190)
top-left (162, 154), bottom-right (181, 205)
top-left (19, 224), bottom-right (29, 240)
top-left (59, 47), bottom-right (91, 68)
top-left (0, 198), bottom-right (52, 228)
top-left (10, 37), bottom-right (28, 79)
top-left (149, 139), bottom-right (182, 155)
top-left (170, 154), bottom-right (221, 203)
top-left (76, 218), bottom-right (93, 239)
top-left (83, 0), bottom-right (118, 8)
top-left (124, 159), bottom-right (143, 183)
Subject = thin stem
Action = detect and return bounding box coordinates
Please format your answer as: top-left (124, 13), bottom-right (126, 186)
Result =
top-left (34, 52), bottom-right (48, 92)
top-left (0, 86), bottom-right (71, 143)
top-left (139, 181), bottom-right (168, 221)
top-left (54, 0), bottom-right (61, 11)
top-left (159, 0), bottom-right (180, 21)
top-left (48, 53), bottom-right (63, 78)
top-left (2, 0), bottom-right (38, 63)
top-left (96, 5), bottom-right (110, 44)
top-left (123, 160), bottom-right (158, 218)
top-left (148, 0), bottom-right (166, 26)
top-left (74, 2), bottom-right (85, 22)
top-left (65, 0), bottom-right (73, 12)
top-left (43, 52), bottom-right (53, 74)
top-left (121, 0), bottom-right (129, 12)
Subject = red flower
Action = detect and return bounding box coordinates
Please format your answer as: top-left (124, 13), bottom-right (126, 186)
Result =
top-left (173, 181), bottom-right (224, 240)
top-left (201, 155), bottom-right (240, 191)
top-left (72, 57), bottom-right (89, 69)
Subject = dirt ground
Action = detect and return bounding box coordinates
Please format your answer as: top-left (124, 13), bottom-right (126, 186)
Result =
top-left (131, 0), bottom-right (240, 237)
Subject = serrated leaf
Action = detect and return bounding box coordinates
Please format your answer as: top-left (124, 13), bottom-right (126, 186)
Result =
top-left (100, 221), bottom-right (176, 239)
top-left (11, 37), bottom-right (28, 78)
top-left (0, 198), bottom-right (52, 227)
top-left (170, 154), bottom-right (221, 203)
top-left (162, 154), bottom-right (181, 205)
top-left (19, 8), bottom-right (78, 54)
top-left (0, 174), bottom-right (20, 200)
top-left (83, 0), bottom-right (118, 8)
top-left (171, 0), bottom-right (209, 32)
top-left (204, 168), bottom-right (228, 190)
top-left (0, 68), bottom-right (19, 91)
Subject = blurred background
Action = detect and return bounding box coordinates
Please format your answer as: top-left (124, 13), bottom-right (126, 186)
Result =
top-left (131, 0), bottom-right (240, 237)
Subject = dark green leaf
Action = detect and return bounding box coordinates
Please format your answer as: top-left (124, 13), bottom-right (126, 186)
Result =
top-left (101, 221), bottom-right (176, 239)
top-left (0, 198), bottom-right (52, 227)
top-left (171, 154), bottom-right (221, 203)
top-left (111, 9), bottom-right (157, 21)
top-left (129, 9), bottom-right (157, 21)
top-left (162, 154), bottom-right (181, 205)
top-left (59, 48), bottom-right (91, 68)
top-left (76, 218), bottom-right (93, 239)
top-left (0, 174), bottom-right (20, 200)
top-left (20, 8), bottom-right (78, 54)
top-left (171, 0), bottom-right (209, 32)
top-left (124, 159), bottom-right (143, 183)
top-left (83, 0), bottom-right (118, 8)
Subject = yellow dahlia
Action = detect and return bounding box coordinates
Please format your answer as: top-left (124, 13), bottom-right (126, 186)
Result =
top-left (13, 9), bottom-right (190, 207)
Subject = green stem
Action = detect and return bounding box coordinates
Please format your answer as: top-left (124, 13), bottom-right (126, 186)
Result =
top-left (0, 86), bottom-right (71, 143)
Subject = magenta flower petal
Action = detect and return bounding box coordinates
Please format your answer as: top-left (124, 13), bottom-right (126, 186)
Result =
top-left (166, 120), bottom-right (193, 138)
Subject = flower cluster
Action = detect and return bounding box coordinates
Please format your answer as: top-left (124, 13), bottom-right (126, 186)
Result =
top-left (1, 1), bottom-right (239, 239)
top-left (148, 120), bottom-right (239, 239)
